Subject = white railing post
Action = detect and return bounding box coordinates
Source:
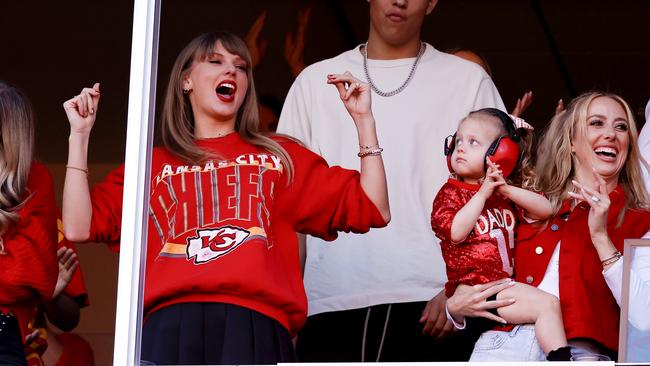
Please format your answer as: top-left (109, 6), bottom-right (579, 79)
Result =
top-left (113, 0), bottom-right (160, 364)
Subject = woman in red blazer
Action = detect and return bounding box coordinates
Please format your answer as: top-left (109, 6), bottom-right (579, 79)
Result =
top-left (446, 92), bottom-right (650, 361)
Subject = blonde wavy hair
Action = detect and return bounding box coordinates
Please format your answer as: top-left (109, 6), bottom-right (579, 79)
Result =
top-left (534, 92), bottom-right (650, 224)
top-left (0, 81), bottom-right (34, 236)
top-left (161, 31), bottom-right (293, 180)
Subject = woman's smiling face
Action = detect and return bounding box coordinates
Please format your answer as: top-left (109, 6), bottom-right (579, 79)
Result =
top-left (571, 96), bottom-right (630, 185)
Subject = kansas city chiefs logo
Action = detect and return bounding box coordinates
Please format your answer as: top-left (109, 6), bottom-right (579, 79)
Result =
top-left (186, 226), bottom-right (250, 264)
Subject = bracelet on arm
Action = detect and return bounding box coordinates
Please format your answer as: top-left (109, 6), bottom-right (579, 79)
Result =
top-left (357, 147), bottom-right (383, 158)
top-left (359, 143), bottom-right (380, 150)
top-left (601, 251), bottom-right (622, 267)
top-left (66, 165), bottom-right (89, 175)
top-left (445, 302), bottom-right (466, 330)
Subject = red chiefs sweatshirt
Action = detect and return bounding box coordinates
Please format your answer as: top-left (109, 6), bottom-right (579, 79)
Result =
top-left (88, 134), bottom-right (386, 335)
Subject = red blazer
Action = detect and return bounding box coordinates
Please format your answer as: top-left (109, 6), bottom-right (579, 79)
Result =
top-left (515, 185), bottom-right (650, 351)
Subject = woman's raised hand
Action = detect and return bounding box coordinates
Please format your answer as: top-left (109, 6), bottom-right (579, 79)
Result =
top-left (244, 11), bottom-right (268, 70)
top-left (285, 6), bottom-right (311, 77)
top-left (327, 72), bottom-right (371, 122)
top-left (568, 168), bottom-right (611, 239)
top-left (63, 83), bottom-right (100, 134)
top-left (511, 90), bottom-right (533, 118)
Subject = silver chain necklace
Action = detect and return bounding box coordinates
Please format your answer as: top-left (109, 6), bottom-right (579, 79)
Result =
top-left (362, 41), bottom-right (425, 97)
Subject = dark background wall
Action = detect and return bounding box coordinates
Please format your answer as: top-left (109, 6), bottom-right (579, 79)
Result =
top-left (1, 0), bottom-right (649, 165)
top-left (1, 1), bottom-right (649, 365)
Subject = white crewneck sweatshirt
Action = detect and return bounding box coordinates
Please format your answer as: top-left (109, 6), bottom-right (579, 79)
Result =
top-left (278, 44), bottom-right (505, 315)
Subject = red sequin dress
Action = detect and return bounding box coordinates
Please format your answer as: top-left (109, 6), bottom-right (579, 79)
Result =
top-left (431, 178), bottom-right (517, 297)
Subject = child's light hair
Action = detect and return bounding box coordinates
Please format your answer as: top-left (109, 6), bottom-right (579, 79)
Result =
top-left (460, 109), bottom-right (537, 190)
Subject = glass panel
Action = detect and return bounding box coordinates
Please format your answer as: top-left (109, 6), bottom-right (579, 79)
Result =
top-left (622, 242), bottom-right (650, 363)
top-left (112, 0), bottom-right (160, 364)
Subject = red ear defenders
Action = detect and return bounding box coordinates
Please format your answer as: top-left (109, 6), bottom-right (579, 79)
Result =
top-left (444, 108), bottom-right (521, 178)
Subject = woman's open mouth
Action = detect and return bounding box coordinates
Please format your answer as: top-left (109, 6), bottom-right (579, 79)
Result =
top-left (216, 80), bottom-right (236, 103)
top-left (594, 146), bottom-right (618, 162)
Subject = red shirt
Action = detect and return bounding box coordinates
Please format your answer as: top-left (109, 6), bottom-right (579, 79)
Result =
top-left (25, 219), bottom-right (90, 366)
top-left (515, 185), bottom-right (650, 351)
top-left (0, 162), bottom-right (58, 341)
top-left (87, 134), bottom-right (386, 335)
top-left (55, 333), bottom-right (95, 366)
top-left (432, 179), bottom-right (516, 297)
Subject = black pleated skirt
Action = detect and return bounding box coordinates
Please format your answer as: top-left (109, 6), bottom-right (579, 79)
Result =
top-left (141, 302), bottom-right (295, 365)
top-left (0, 313), bottom-right (27, 366)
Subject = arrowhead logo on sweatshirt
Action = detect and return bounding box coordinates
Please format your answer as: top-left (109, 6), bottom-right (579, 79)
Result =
top-left (150, 156), bottom-right (283, 262)
top-left (186, 226), bottom-right (251, 264)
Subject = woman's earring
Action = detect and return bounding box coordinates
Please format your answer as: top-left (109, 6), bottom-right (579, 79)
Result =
top-left (183, 88), bottom-right (190, 94)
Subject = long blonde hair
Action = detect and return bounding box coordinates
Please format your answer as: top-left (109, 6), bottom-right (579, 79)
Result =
top-left (161, 31), bottom-right (293, 179)
top-left (534, 92), bottom-right (650, 223)
top-left (0, 81), bottom-right (34, 234)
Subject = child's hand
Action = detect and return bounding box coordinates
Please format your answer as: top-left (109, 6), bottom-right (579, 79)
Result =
top-left (52, 246), bottom-right (79, 298)
top-left (486, 158), bottom-right (508, 194)
top-left (478, 158), bottom-right (506, 199)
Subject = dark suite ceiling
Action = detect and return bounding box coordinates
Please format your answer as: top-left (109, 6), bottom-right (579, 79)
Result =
top-left (1, 0), bottom-right (648, 163)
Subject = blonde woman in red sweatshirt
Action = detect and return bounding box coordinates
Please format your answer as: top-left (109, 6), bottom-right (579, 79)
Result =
top-left (62, 31), bottom-right (389, 365)
top-left (0, 81), bottom-right (58, 366)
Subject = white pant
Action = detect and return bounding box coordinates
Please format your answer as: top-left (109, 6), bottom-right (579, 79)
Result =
top-left (470, 324), bottom-right (612, 362)
top-left (470, 325), bottom-right (546, 362)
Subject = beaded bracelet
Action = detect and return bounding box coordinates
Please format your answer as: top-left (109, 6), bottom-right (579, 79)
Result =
top-left (601, 251), bottom-right (622, 267)
top-left (357, 147), bottom-right (383, 158)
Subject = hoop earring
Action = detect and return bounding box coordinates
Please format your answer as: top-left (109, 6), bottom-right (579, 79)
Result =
top-left (183, 88), bottom-right (191, 94)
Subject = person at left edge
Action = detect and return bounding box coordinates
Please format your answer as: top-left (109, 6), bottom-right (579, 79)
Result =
top-left (61, 31), bottom-right (389, 365)
top-left (0, 81), bottom-right (58, 366)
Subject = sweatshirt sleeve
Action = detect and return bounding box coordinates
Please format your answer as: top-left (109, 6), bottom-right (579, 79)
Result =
top-left (430, 183), bottom-right (461, 243)
top-left (88, 164), bottom-right (124, 248)
top-left (276, 71), bottom-right (314, 148)
top-left (275, 140), bottom-right (386, 241)
top-left (472, 75), bottom-right (506, 111)
top-left (0, 162), bottom-right (58, 304)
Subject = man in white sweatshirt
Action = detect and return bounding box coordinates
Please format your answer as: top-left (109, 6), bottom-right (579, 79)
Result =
top-left (278, 0), bottom-right (505, 361)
